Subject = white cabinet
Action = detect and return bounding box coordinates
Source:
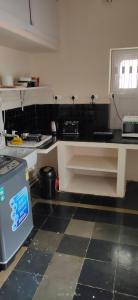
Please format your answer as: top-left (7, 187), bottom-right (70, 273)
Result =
top-left (30, 0), bottom-right (59, 45)
top-left (0, 0), bottom-right (30, 29)
top-left (0, 0), bottom-right (59, 51)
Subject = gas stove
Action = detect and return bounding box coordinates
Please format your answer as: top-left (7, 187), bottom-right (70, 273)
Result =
top-left (7, 134), bottom-right (52, 148)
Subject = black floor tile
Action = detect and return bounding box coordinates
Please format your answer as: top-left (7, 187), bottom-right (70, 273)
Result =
top-left (81, 194), bottom-right (122, 208)
top-left (95, 211), bottom-right (123, 225)
top-left (57, 234), bottom-right (90, 257)
top-left (41, 216), bottom-right (70, 233)
top-left (93, 222), bottom-right (120, 243)
top-left (114, 292), bottom-right (138, 299)
top-left (73, 284), bottom-right (113, 300)
top-left (121, 214), bottom-right (138, 228)
top-left (55, 191), bottom-right (82, 203)
top-left (23, 228), bottom-right (38, 247)
top-left (86, 239), bottom-right (119, 263)
top-left (50, 205), bottom-right (76, 219)
top-left (118, 244), bottom-right (138, 267)
top-left (115, 261), bottom-right (138, 297)
top-left (15, 248), bottom-right (52, 276)
top-left (0, 270), bottom-right (42, 300)
top-left (79, 259), bottom-right (115, 292)
top-left (33, 214), bottom-right (48, 228)
top-left (73, 207), bottom-right (97, 221)
top-left (32, 203), bottom-right (54, 216)
top-left (115, 244), bottom-right (138, 297)
top-left (120, 226), bottom-right (138, 247)
top-left (73, 207), bottom-right (123, 225)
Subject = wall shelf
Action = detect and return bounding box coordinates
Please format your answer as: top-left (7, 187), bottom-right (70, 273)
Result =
top-left (67, 155), bottom-right (118, 173)
top-left (0, 85), bottom-right (49, 92)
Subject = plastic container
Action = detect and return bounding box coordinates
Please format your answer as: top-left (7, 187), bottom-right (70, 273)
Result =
top-left (39, 166), bottom-right (56, 199)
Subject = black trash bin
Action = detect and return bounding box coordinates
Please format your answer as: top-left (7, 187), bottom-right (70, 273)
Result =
top-left (39, 166), bottom-right (56, 199)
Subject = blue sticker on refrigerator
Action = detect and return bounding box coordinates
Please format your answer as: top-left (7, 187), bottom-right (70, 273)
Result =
top-left (0, 187), bottom-right (5, 202)
top-left (10, 186), bottom-right (29, 232)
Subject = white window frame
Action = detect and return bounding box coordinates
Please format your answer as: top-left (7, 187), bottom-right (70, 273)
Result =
top-left (109, 47), bottom-right (138, 97)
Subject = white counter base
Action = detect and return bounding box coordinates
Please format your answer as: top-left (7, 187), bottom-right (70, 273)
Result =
top-left (37, 139), bottom-right (138, 198)
top-left (58, 141), bottom-right (127, 198)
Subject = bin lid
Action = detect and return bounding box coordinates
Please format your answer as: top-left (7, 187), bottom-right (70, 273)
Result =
top-left (39, 166), bottom-right (56, 177)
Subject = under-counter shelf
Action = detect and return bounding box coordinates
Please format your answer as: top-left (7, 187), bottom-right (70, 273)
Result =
top-left (65, 174), bottom-right (117, 197)
top-left (58, 141), bottom-right (126, 198)
top-left (67, 155), bottom-right (118, 173)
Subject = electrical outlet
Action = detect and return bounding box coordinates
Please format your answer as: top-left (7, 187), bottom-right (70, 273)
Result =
top-left (71, 95), bottom-right (79, 101)
top-left (53, 95), bottom-right (62, 101)
top-left (90, 94), bottom-right (95, 103)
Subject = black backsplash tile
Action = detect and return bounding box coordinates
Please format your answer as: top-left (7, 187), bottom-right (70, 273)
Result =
top-left (4, 105), bottom-right (37, 134)
top-left (4, 104), bottom-right (109, 136)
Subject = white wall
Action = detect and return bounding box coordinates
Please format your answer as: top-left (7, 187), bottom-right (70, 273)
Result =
top-left (30, 0), bottom-right (138, 128)
top-left (0, 45), bottom-right (31, 110)
top-left (0, 0), bottom-right (138, 123)
top-left (0, 46), bottom-right (54, 110)
top-left (0, 45), bottom-right (30, 77)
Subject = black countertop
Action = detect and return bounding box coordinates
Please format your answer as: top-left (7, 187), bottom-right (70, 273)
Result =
top-left (39, 130), bottom-right (138, 149)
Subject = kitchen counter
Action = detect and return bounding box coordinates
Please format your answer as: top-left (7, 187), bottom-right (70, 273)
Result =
top-left (38, 130), bottom-right (138, 152)
top-left (58, 130), bottom-right (138, 144)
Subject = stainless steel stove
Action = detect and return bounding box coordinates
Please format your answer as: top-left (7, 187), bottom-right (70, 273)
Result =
top-left (8, 134), bottom-right (52, 148)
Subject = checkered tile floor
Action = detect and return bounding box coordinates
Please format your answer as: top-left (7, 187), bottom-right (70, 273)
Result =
top-left (0, 201), bottom-right (138, 300)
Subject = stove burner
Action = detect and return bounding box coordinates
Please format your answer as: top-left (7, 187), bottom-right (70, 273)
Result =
top-left (21, 133), bottom-right (42, 142)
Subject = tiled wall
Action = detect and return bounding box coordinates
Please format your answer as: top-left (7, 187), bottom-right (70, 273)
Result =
top-left (4, 104), bottom-right (109, 136)
top-left (4, 105), bottom-right (37, 134)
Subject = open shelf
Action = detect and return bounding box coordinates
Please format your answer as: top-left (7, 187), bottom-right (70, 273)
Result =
top-left (65, 174), bottom-right (117, 197)
top-left (58, 142), bottom-right (127, 198)
top-left (67, 155), bottom-right (118, 173)
top-left (0, 85), bottom-right (49, 92)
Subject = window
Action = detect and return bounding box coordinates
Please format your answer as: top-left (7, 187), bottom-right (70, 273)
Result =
top-left (119, 59), bottom-right (138, 89)
top-left (109, 48), bottom-right (138, 95)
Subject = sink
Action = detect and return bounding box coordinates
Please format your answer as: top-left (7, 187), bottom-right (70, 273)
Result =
top-left (0, 147), bottom-right (37, 170)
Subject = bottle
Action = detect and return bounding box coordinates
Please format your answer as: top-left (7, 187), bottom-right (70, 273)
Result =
top-left (51, 121), bottom-right (57, 135)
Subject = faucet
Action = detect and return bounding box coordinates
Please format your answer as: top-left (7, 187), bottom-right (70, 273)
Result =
top-left (3, 130), bottom-right (18, 138)
top-left (2, 130), bottom-right (19, 146)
